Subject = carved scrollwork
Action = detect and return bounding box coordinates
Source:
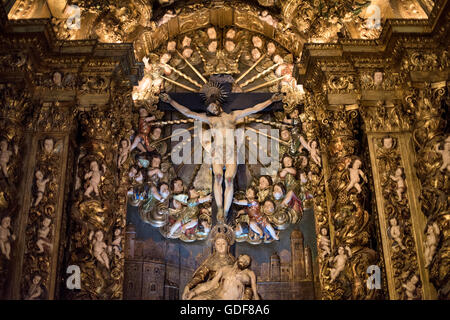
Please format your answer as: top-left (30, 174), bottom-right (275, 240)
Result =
top-left (375, 136), bottom-right (423, 299)
top-left (360, 101), bottom-right (412, 133)
top-left (0, 83), bottom-right (31, 297)
top-left (21, 137), bottom-right (63, 300)
top-left (406, 83), bottom-right (449, 299)
top-left (321, 106), bottom-right (380, 300)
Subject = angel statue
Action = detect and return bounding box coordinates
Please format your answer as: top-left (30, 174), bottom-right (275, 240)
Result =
top-left (182, 224), bottom-right (257, 300)
top-left (160, 84), bottom-right (283, 222)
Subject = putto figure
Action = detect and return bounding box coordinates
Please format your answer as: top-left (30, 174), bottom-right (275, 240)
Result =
top-left (345, 159), bottom-right (367, 194)
top-left (0, 216), bottom-right (15, 260)
top-left (160, 88), bottom-right (282, 221)
top-left (84, 160), bottom-right (106, 198)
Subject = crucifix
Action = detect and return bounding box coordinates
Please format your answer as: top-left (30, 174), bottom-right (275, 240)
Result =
top-left (159, 79), bottom-right (284, 223)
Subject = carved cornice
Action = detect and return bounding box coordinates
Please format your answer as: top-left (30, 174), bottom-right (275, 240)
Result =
top-left (0, 6), bottom-right (143, 87)
top-left (299, 0), bottom-right (449, 89)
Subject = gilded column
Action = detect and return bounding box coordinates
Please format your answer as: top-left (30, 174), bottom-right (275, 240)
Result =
top-left (63, 106), bottom-right (124, 299)
top-left (302, 90), bottom-right (332, 299)
top-left (0, 83), bottom-right (31, 298)
top-left (321, 104), bottom-right (380, 300)
top-left (16, 102), bottom-right (75, 300)
top-left (405, 82), bottom-right (449, 299)
top-left (361, 100), bottom-right (434, 299)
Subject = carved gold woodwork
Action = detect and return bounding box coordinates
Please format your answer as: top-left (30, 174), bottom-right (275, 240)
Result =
top-left (63, 103), bottom-right (128, 299)
top-left (320, 105), bottom-right (380, 300)
top-left (0, 83), bottom-right (31, 298)
top-left (405, 82), bottom-right (449, 299)
top-left (371, 135), bottom-right (423, 299)
top-left (302, 91), bottom-right (330, 299)
top-left (18, 103), bottom-right (75, 300)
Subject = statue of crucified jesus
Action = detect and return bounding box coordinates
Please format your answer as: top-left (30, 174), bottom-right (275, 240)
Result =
top-left (160, 92), bottom-right (282, 222)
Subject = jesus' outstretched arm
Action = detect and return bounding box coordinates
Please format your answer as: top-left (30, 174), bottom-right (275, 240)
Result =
top-left (232, 93), bottom-right (283, 121)
top-left (160, 93), bottom-right (209, 122)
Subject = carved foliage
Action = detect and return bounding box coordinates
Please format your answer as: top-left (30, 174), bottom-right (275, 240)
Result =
top-left (322, 106), bottom-right (379, 300)
top-left (406, 84), bottom-right (449, 299)
top-left (375, 136), bottom-right (422, 299)
top-left (21, 137), bottom-right (63, 300)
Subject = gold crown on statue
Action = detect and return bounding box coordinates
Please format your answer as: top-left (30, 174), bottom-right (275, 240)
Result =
top-left (209, 223), bottom-right (235, 246)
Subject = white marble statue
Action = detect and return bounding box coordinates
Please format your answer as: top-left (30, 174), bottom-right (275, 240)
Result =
top-left (89, 230), bottom-right (110, 269)
top-left (307, 140), bottom-right (321, 167)
top-left (389, 218), bottom-right (406, 250)
top-left (435, 136), bottom-right (450, 172)
top-left (318, 228), bottom-right (331, 259)
top-left (36, 217), bottom-right (53, 253)
top-left (0, 216), bottom-right (15, 260)
top-left (345, 159), bottom-right (367, 194)
top-left (329, 246), bottom-right (352, 282)
top-left (34, 170), bottom-right (50, 207)
top-left (259, 10), bottom-right (278, 28)
top-left (157, 10), bottom-right (177, 27)
top-left (390, 167), bottom-right (406, 201)
top-left (111, 228), bottom-right (122, 259)
top-left (185, 254), bottom-right (259, 300)
top-left (402, 274), bottom-right (419, 300)
top-left (117, 139), bottom-right (130, 167)
top-left (25, 275), bottom-right (43, 300)
top-left (84, 160), bottom-right (106, 198)
top-left (424, 222), bottom-right (440, 267)
top-left (0, 139), bottom-right (13, 178)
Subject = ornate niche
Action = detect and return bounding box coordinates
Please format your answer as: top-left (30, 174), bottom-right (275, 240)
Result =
top-left (125, 22), bottom-right (320, 246)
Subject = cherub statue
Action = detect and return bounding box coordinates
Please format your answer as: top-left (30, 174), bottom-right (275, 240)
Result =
top-left (89, 230), bottom-right (110, 269)
top-left (146, 154), bottom-right (164, 186)
top-left (279, 155), bottom-right (299, 192)
top-left (33, 170), bottom-right (50, 207)
top-left (318, 228), bottom-right (331, 259)
top-left (259, 10), bottom-right (278, 28)
top-left (117, 139), bottom-right (130, 167)
top-left (307, 141), bottom-right (321, 167)
top-left (157, 9), bottom-right (177, 27)
top-left (0, 139), bottom-right (13, 178)
top-left (84, 160), bottom-right (106, 198)
top-left (0, 216), bottom-right (15, 260)
top-left (424, 222), bottom-right (440, 267)
top-left (389, 218), bottom-right (406, 250)
top-left (43, 138), bottom-right (54, 155)
top-left (168, 188), bottom-right (211, 238)
top-left (345, 159), bottom-right (368, 194)
top-left (272, 182), bottom-right (302, 217)
top-left (36, 217), bottom-right (53, 253)
top-left (435, 136), bottom-right (450, 172)
top-left (402, 274), bottom-right (419, 300)
top-left (234, 187), bottom-right (279, 241)
top-left (111, 228), bottom-right (122, 259)
top-left (329, 246), bottom-right (352, 282)
top-left (130, 107), bottom-right (156, 153)
top-left (25, 275), bottom-right (43, 300)
top-left (390, 167), bottom-right (406, 201)
top-left (257, 175), bottom-right (273, 203)
top-left (139, 182), bottom-right (171, 226)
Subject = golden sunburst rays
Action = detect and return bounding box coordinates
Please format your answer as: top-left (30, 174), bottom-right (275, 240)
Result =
top-left (235, 53), bottom-right (266, 84)
top-left (245, 126), bottom-right (289, 146)
top-left (245, 117), bottom-right (294, 129)
top-left (161, 62), bottom-right (203, 89)
top-left (176, 50), bottom-right (207, 84)
top-left (155, 32), bottom-right (292, 95)
top-left (160, 75), bottom-right (198, 92)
